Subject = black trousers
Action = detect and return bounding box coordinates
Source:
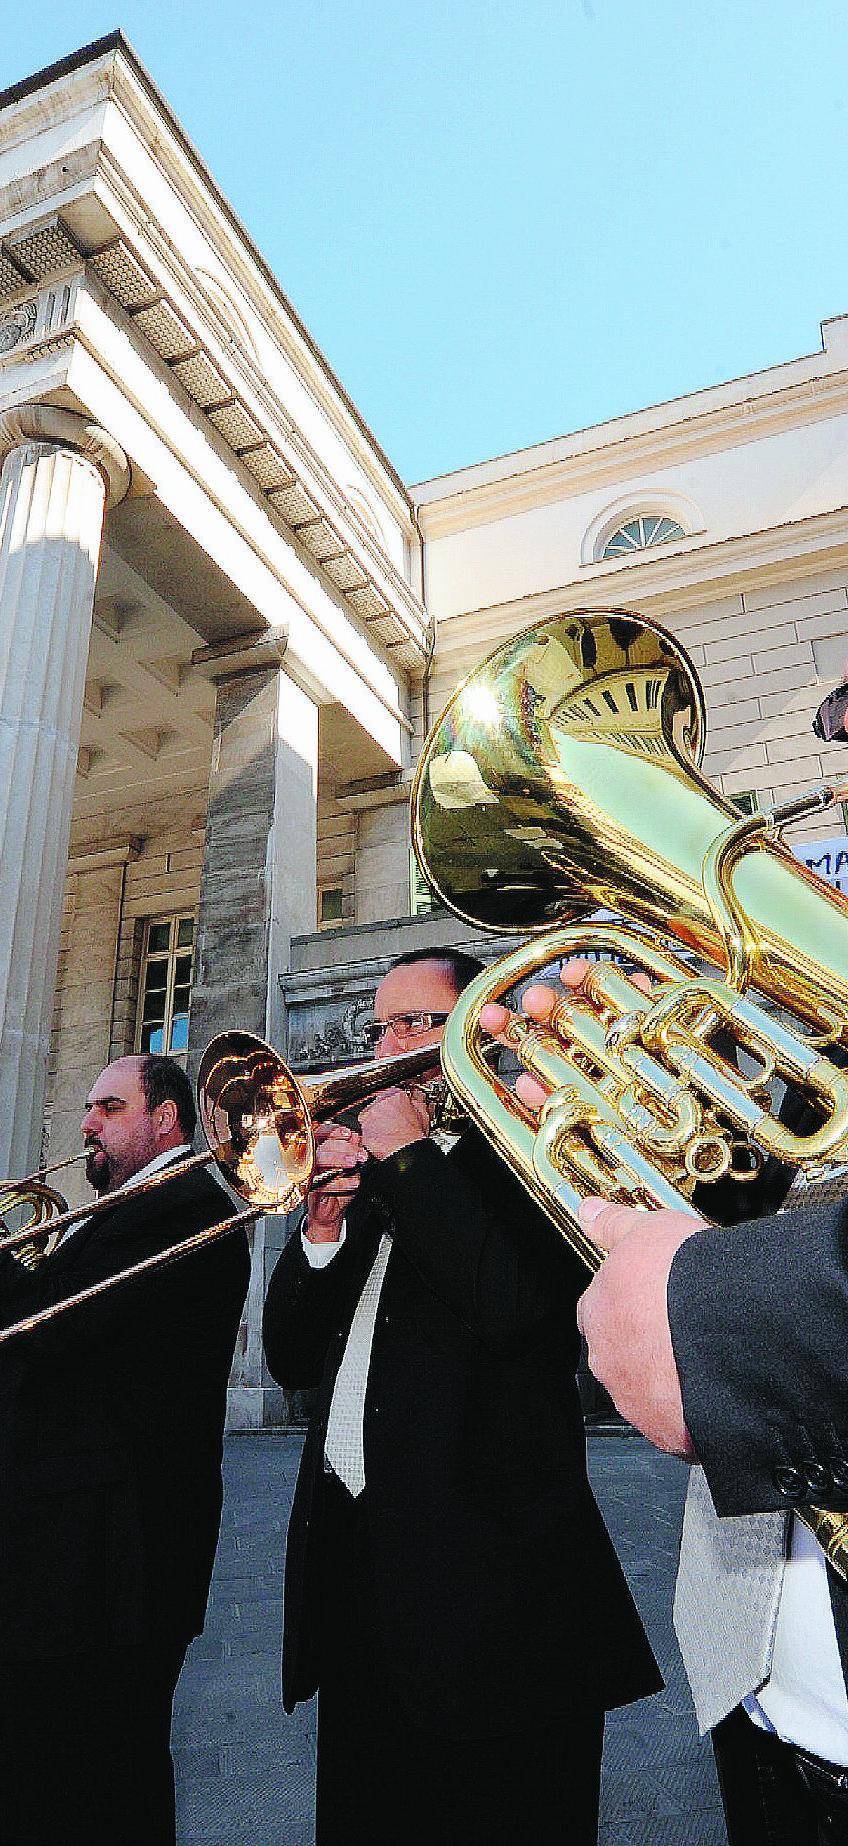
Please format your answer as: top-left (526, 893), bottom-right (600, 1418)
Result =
top-left (0, 1637), bottom-right (188, 1845)
top-left (315, 1467), bottom-right (604, 1846)
top-left (713, 1703), bottom-right (848, 1846)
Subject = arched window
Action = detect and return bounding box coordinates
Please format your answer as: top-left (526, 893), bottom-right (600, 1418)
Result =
top-left (601, 515), bottom-right (685, 560)
top-left (345, 485), bottom-right (383, 545)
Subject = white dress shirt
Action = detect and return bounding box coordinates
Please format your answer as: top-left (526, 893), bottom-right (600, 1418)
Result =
top-left (301, 1124), bottom-right (459, 1493)
top-left (745, 1518), bottom-right (848, 1763)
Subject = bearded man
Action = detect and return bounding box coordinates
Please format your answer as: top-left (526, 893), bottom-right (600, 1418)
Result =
top-left (0, 1052), bottom-right (250, 1846)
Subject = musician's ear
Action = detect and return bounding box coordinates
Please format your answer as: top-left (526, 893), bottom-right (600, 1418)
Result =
top-left (155, 1097), bottom-right (179, 1139)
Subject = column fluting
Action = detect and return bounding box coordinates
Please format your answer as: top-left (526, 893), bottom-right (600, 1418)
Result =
top-left (0, 407), bottom-right (129, 1178)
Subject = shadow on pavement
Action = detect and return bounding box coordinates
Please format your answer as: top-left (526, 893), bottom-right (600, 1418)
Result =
top-left (173, 1432), bottom-right (726, 1845)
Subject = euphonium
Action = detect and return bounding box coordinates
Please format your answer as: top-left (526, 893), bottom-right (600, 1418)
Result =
top-left (412, 607), bottom-right (848, 1573)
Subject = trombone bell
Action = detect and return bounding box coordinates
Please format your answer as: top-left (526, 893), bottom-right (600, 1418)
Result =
top-left (197, 1031), bottom-right (315, 1214)
top-left (197, 1031), bottom-right (446, 1215)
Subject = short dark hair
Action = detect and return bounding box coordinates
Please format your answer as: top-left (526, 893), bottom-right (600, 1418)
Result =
top-left (139, 1054), bottom-right (196, 1140)
top-left (390, 946), bottom-right (484, 997)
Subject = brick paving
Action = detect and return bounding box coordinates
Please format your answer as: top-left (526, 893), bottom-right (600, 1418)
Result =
top-left (173, 1431), bottom-right (726, 1844)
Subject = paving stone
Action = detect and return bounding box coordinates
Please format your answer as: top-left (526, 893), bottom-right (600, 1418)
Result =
top-left (173, 1432), bottom-right (726, 1843)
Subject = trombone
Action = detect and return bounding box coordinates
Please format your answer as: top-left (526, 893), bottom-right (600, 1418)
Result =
top-left (0, 1030), bottom-right (442, 1344)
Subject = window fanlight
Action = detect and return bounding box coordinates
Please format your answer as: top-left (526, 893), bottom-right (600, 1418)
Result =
top-left (601, 515), bottom-right (686, 560)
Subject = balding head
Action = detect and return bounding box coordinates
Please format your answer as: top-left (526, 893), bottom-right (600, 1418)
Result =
top-left (81, 1055), bottom-right (189, 1195)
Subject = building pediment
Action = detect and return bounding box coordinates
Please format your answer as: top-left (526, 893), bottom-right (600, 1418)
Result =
top-left (0, 35), bottom-right (430, 678)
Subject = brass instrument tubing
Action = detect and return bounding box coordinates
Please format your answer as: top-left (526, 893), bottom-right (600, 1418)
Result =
top-left (0, 1150), bottom-right (214, 1258)
top-left (0, 1149), bottom-right (87, 1207)
top-left (0, 1204), bottom-right (260, 1346)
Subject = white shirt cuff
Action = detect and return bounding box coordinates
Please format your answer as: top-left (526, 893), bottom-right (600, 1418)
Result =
top-left (301, 1220), bottom-right (347, 1267)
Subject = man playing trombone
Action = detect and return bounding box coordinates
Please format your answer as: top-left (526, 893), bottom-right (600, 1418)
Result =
top-left (0, 1052), bottom-right (250, 1846)
top-left (263, 947), bottom-right (660, 1846)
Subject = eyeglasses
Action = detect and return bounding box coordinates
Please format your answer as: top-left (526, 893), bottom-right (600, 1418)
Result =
top-left (364, 1011), bottom-right (451, 1049)
top-left (813, 683), bottom-right (848, 743)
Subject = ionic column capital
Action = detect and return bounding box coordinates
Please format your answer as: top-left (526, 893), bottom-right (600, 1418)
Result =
top-left (0, 404), bottom-right (131, 508)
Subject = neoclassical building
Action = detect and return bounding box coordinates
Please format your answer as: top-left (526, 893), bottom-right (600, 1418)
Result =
top-left (3, 34), bottom-right (848, 1423)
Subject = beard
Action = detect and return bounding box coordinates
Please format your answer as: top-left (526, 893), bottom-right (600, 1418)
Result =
top-left (84, 1143), bottom-right (113, 1195)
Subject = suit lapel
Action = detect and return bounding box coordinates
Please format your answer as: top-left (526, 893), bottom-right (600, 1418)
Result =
top-left (47, 1151), bottom-right (186, 1280)
top-left (46, 1196), bottom-right (123, 1279)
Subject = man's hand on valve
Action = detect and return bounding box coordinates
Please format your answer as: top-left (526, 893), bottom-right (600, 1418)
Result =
top-left (480, 956), bottom-right (703, 1457)
top-left (306, 1121), bottom-right (368, 1244)
top-left (480, 954), bottom-right (598, 1115)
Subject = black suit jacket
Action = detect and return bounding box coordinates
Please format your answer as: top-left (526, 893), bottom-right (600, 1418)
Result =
top-left (669, 1194), bottom-right (848, 1519)
top-left (0, 1159), bottom-right (250, 1662)
top-left (264, 1127), bottom-right (660, 1740)
top-left (677, 1066), bottom-right (848, 1519)
top-left (672, 1126), bottom-right (848, 1695)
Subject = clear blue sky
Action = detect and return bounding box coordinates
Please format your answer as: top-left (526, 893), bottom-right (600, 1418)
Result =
top-left (3, 2), bottom-right (848, 483)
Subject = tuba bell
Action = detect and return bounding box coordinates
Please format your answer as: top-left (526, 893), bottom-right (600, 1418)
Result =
top-left (412, 606), bottom-right (848, 1573)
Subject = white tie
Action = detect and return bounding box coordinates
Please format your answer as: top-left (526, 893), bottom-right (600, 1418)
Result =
top-left (323, 1233), bottom-right (392, 1497)
top-left (673, 1466), bottom-right (788, 1734)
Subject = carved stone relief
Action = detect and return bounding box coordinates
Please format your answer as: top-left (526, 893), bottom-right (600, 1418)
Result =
top-left (290, 994), bottom-right (373, 1069)
top-left (0, 298), bottom-right (37, 354)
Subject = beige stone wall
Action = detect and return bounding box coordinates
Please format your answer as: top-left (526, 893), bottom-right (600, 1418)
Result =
top-left (664, 572), bottom-right (848, 836)
top-left (418, 569), bottom-right (848, 855)
top-left (317, 794), bottom-right (356, 925)
top-left (45, 787), bottom-right (206, 1203)
top-left (355, 802), bottom-right (410, 926)
top-left (46, 864), bottom-right (125, 1194)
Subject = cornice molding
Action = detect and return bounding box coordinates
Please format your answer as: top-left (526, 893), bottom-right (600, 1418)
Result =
top-left (433, 504), bottom-right (848, 633)
top-left (67, 837), bottom-right (141, 876)
top-left (81, 264), bottom-right (428, 662)
top-left (1, 36), bottom-right (412, 515)
top-left (415, 372), bottom-right (848, 539)
top-left (0, 52), bottom-right (112, 160)
top-left (0, 259), bottom-right (429, 671)
top-left (66, 291), bottom-right (422, 710)
top-left (10, 127), bottom-right (428, 654)
top-left (102, 57), bottom-right (412, 517)
top-left (0, 142), bottom-right (102, 252)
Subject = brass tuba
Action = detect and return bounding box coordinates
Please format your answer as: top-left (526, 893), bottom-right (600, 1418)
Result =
top-left (412, 607), bottom-right (848, 1573)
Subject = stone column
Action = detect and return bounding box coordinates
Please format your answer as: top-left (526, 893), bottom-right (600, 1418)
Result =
top-left (0, 405), bottom-right (130, 1179)
top-left (188, 638), bottom-right (318, 1427)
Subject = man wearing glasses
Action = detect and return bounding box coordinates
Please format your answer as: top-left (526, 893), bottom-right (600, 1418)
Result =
top-left (263, 948), bottom-right (659, 1846)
